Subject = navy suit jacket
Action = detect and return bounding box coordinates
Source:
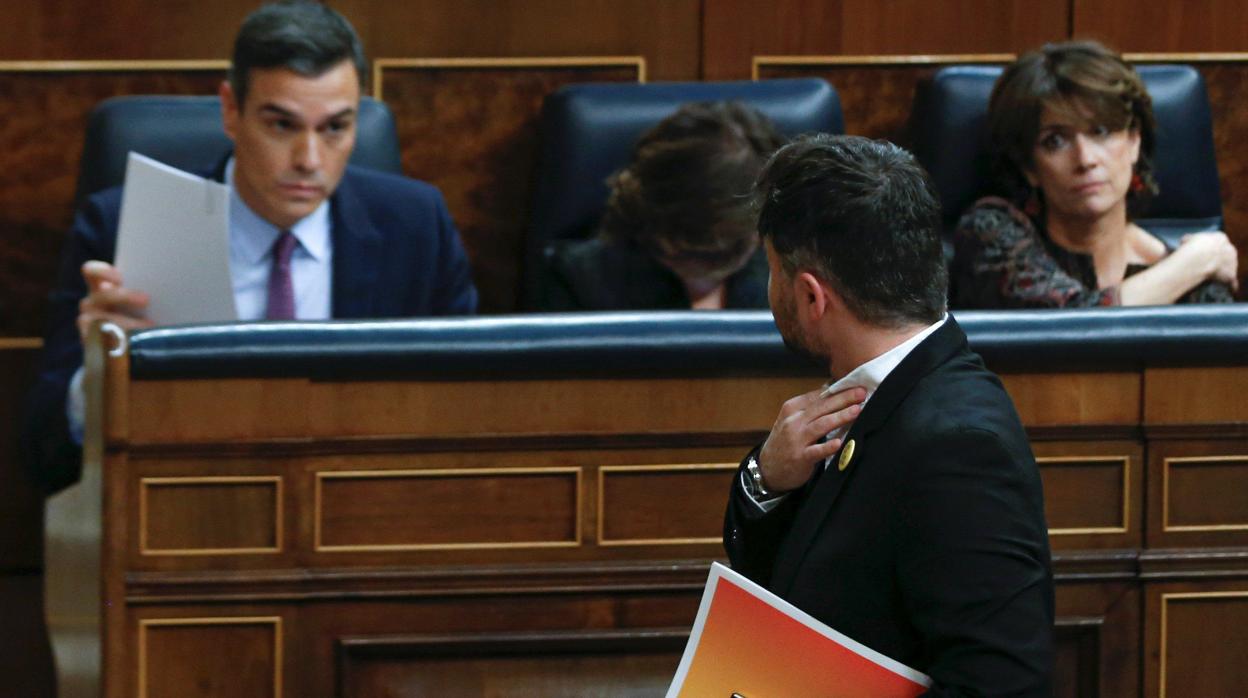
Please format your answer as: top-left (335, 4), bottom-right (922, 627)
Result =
top-left (24, 162), bottom-right (477, 493)
top-left (724, 318), bottom-right (1054, 696)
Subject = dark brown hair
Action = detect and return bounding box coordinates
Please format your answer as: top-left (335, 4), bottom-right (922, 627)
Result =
top-left (988, 40), bottom-right (1157, 216)
top-left (600, 101), bottom-right (786, 282)
top-left (756, 134), bottom-right (947, 327)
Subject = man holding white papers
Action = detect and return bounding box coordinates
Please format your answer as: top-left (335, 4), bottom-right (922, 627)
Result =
top-left (724, 135), bottom-right (1054, 695)
top-left (24, 0), bottom-right (477, 493)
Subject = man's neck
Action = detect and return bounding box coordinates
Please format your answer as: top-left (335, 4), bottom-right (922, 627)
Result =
top-left (827, 320), bottom-right (931, 382)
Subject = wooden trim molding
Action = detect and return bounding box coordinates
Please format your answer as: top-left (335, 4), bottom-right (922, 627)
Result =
top-left (1163, 455), bottom-right (1248, 532)
top-left (372, 55), bottom-right (647, 100)
top-left (137, 615), bottom-right (282, 698)
top-left (0, 59), bottom-right (228, 72)
top-left (138, 476), bottom-right (284, 556)
top-left (313, 467), bottom-right (583, 552)
top-left (1158, 591), bottom-right (1248, 698)
top-left (0, 337), bottom-right (42, 350)
top-left (1039, 455), bottom-right (1132, 536)
top-left (596, 463), bottom-right (737, 547)
top-left (751, 51), bottom-right (1248, 80)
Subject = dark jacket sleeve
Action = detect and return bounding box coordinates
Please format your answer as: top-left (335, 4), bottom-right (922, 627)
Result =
top-left (22, 190), bottom-right (121, 494)
top-left (723, 445), bottom-right (802, 589)
top-left (894, 427), bottom-right (1054, 697)
top-left (424, 187), bottom-right (478, 315)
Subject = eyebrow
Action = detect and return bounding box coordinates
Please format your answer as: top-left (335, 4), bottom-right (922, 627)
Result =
top-left (257, 104), bottom-right (357, 125)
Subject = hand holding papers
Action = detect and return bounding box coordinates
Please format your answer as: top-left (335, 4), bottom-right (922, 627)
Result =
top-left (113, 152), bottom-right (237, 325)
top-left (667, 563), bottom-right (930, 698)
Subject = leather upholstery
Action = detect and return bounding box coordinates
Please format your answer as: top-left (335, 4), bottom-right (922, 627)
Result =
top-left (125, 306), bottom-right (1248, 380)
top-left (73, 95), bottom-right (404, 207)
top-left (524, 79), bottom-right (843, 307)
top-left (911, 64), bottom-right (1223, 245)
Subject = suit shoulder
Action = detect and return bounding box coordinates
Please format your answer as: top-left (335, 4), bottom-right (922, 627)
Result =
top-left (341, 166), bottom-right (444, 204)
top-left (895, 351), bottom-right (1027, 444)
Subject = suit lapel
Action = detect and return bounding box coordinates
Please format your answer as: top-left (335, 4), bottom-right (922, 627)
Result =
top-left (329, 172), bottom-right (381, 319)
top-left (769, 317), bottom-right (969, 596)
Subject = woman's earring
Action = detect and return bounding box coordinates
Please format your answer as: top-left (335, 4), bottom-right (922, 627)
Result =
top-left (1130, 173), bottom-right (1146, 192)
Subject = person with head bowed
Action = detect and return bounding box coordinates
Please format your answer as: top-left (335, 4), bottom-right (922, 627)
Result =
top-left (24, 0), bottom-right (477, 494)
top-left (953, 40), bottom-right (1238, 308)
top-left (725, 134), bottom-right (1054, 696)
top-left (537, 101), bottom-right (785, 311)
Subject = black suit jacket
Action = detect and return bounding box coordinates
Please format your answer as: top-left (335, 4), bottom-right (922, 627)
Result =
top-left (724, 318), bottom-right (1054, 696)
top-left (24, 163), bottom-right (478, 493)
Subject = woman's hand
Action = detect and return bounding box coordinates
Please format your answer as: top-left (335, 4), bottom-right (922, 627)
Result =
top-left (1177, 232), bottom-right (1239, 291)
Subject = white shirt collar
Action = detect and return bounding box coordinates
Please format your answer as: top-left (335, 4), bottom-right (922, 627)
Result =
top-left (824, 313), bottom-right (950, 401)
top-left (225, 157), bottom-right (331, 265)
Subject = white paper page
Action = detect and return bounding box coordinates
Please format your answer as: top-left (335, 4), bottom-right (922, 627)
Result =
top-left (114, 152), bottom-right (237, 325)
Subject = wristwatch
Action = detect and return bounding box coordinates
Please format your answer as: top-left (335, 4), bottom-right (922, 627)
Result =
top-left (744, 454), bottom-right (775, 500)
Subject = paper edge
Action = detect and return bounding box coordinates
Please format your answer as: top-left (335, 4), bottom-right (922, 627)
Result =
top-left (712, 562), bottom-right (932, 687)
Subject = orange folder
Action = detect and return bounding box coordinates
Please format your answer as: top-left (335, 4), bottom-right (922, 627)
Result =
top-left (667, 563), bottom-right (930, 698)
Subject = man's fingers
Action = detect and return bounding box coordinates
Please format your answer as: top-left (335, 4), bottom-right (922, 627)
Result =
top-left (85, 285), bottom-right (150, 316)
top-left (81, 260), bottom-right (123, 290)
top-left (805, 437), bottom-right (844, 463)
top-left (814, 386), bottom-right (868, 414)
top-left (805, 403), bottom-right (862, 439)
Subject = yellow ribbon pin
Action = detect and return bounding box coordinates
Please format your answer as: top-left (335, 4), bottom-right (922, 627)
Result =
top-left (837, 438), bottom-right (856, 471)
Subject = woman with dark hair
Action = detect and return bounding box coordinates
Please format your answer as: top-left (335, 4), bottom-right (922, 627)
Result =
top-left (537, 101), bottom-right (785, 310)
top-left (952, 40), bottom-right (1238, 308)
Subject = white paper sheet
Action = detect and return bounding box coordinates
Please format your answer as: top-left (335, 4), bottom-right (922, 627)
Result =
top-left (113, 152), bottom-right (237, 325)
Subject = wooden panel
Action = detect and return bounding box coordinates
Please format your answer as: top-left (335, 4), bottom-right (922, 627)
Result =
top-left (337, 629), bottom-right (685, 698)
top-left (1073, 0), bottom-right (1248, 52)
top-left (598, 464), bottom-right (737, 545)
top-left (1054, 582), bottom-right (1141, 698)
top-left (355, 0), bottom-right (698, 80)
top-left (1147, 440), bottom-right (1248, 549)
top-left (0, 65), bottom-right (225, 338)
top-left (702, 0), bottom-right (1067, 80)
top-left (0, 574), bottom-right (54, 698)
top-left (137, 616), bottom-right (281, 698)
top-left (1163, 456), bottom-right (1248, 531)
top-left (1000, 372), bottom-right (1141, 427)
top-left (377, 59), bottom-right (642, 313)
top-left (315, 467), bottom-right (581, 551)
top-left (1147, 586), bottom-right (1248, 698)
top-left (1146, 366), bottom-right (1248, 426)
top-left (1040, 457), bottom-right (1130, 534)
top-left (139, 477), bottom-right (282, 555)
top-left (128, 375), bottom-right (814, 443)
top-left (0, 343), bottom-right (44, 570)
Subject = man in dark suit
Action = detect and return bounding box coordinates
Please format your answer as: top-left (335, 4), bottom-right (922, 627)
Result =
top-left (24, 0), bottom-right (477, 493)
top-left (724, 135), bottom-right (1053, 695)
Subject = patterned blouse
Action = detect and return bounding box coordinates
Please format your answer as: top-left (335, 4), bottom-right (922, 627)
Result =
top-left (951, 197), bottom-right (1235, 309)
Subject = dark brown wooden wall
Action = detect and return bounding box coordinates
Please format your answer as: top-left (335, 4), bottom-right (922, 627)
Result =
top-left (3, 2), bottom-right (1248, 696)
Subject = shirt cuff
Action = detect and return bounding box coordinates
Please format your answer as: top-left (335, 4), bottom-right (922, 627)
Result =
top-left (66, 366), bottom-right (86, 446)
top-left (740, 469), bottom-right (787, 513)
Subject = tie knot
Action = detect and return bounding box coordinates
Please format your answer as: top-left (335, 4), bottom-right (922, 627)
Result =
top-left (273, 230), bottom-right (298, 266)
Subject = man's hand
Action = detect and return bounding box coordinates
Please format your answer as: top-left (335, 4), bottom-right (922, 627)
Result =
top-left (758, 385), bottom-right (866, 493)
top-left (76, 260), bottom-right (154, 342)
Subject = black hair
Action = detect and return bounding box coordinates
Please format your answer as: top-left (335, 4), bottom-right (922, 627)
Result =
top-left (229, 0), bottom-right (366, 106)
top-left (756, 134), bottom-right (947, 327)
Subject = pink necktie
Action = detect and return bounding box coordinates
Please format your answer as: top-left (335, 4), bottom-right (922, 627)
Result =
top-left (265, 231), bottom-right (298, 320)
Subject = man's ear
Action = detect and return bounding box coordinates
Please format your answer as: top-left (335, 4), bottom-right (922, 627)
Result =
top-left (219, 80), bottom-right (239, 143)
top-left (794, 271), bottom-right (830, 322)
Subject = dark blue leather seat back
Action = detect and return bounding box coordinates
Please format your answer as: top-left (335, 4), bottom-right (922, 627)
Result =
top-left (912, 64), bottom-right (1223, 246)
top-left (74, 95), bottom-right (404, 207)
top-left (524, 79), bottom-right (843, 307)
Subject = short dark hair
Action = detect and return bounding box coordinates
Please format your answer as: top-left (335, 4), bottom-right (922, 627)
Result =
top-left (229, 0), bottom-right (367, 106)
top-left (756, 134), bottom-right (947, 327)
top-left (601, 101), bottom-right (786, 282)
top-left (988, 40), bottom-right (1157, 216)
